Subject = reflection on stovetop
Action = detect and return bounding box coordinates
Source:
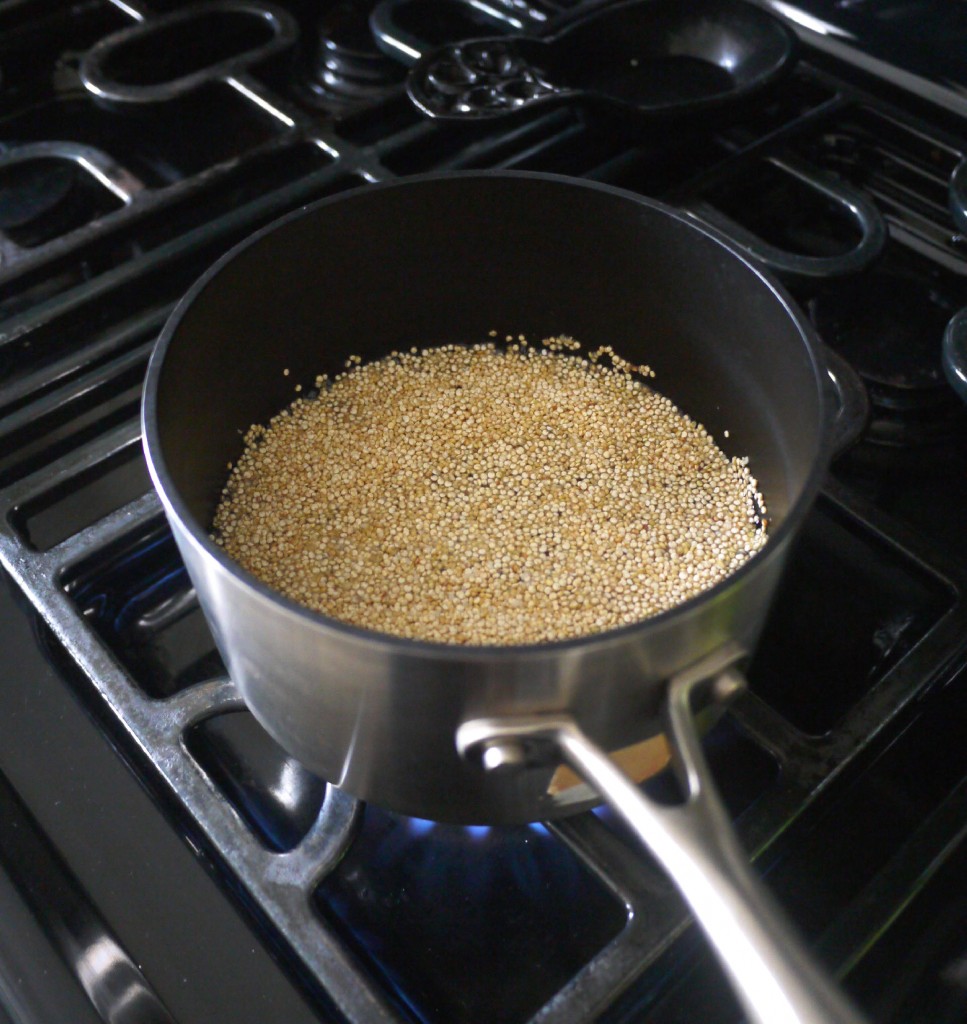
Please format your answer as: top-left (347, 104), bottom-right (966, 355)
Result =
top-left (0, 2), bottom-right (966, 1023)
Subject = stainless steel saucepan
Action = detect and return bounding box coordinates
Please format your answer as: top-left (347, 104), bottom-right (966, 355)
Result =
top-left (142, 171), bottom-right (867, 1024)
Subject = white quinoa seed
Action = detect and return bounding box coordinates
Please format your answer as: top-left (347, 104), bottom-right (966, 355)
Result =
top-left (213, 337), bottom-right (767, 645)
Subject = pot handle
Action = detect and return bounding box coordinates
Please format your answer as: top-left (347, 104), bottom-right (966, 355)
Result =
top-left (457, 648), bottom-right (868, 1024)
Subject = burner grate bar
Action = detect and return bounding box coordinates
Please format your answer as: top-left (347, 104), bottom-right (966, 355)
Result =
top-left (815, 771), bottom-right (967, 974)
top-left (371, 121), bottom-right (437, 159)
top-left (0, 135), bottom-right (325, 291)
top-left (495, 123), bottom-right (590, 171)
top-left (40, 488), bottom-right (161, 575)
top-left (535, 815), bottom-right (693, 1022)
top-left (0, 167), bottom-right (354, 350)
top-left (884, 218), bottom-right (967, 274)
top-left (153, 677), bottom-right (244, 735)
top-left (0, 528), bottom-right (405, 1024)
top-left (725, 692), bottom-right (815, 768)
top-left (226, 73), bottom-right (306, 130)
top-left (0, 418), bottom-right (141, 512)
top-left (0, 304), bottom-right (171, 417)
top-left (0, 341), bottom-right (152, 438)
top-left (662, 100), bottom-right (850, 206)
top-left (862, 176), bottom-right (956, 227)
top-left (0, 494), bottom-right (161, 686)
top-left (105, 0), bottom-right (147, 22)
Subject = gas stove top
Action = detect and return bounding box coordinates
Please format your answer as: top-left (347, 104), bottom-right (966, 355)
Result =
top-left (1, 2), bottom-right (967, 1023)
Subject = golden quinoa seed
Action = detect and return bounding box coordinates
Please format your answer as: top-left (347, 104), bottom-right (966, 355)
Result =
top-left (213, 336), bottom-right (767, 645)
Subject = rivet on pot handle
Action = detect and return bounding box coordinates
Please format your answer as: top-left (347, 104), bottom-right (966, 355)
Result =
top-left (458, 645), bottom-right (869, 1024)
top-left (943, 308), bottom-right (967, 404)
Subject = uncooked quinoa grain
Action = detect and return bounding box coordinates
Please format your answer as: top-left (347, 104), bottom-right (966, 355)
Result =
top-left (212, 337), bottom-right (767, 645)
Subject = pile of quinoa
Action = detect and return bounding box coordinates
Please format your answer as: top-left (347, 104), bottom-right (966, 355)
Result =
top-left (212, 335), bottom-right (766, 645)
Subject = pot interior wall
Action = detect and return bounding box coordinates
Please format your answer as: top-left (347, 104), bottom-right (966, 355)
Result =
top-left (153, 175), bottom-right (824, 543)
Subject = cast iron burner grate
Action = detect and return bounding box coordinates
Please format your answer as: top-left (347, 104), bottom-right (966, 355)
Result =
top-left (0, 2), bottom-right (966, 1023)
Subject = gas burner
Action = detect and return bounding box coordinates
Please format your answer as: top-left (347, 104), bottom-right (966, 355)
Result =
top-left (808, 267), bottom-right (967, 446)
top-left (315, 804), bottom-right (627, 1024)
top-left (309, 0), bottom-right (404, 110)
